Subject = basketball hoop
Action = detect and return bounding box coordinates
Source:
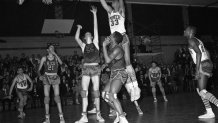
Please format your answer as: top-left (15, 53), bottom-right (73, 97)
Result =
top-left (17, 0), bottom-right (25, 5)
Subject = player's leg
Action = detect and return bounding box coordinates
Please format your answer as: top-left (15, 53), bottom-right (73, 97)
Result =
top-left (88, 66), bottom-right (100, 114)
top-left (22, 93), bottom-right (28, 117)
top-left (52, 84), bottom-right (65, 123)
top-left (102, 79), bottom-right (117, 117)
top-left (197, 74), bottom-right (218, 119)
top-left (151, 82), bottom-right (157, 102)
top-left (43, 84), bottom-right (51, 123)
top-left (125, 65), bottom-right (143, 115)
top-left (125, 77), bottom-right (143, 115)
top-left (17, 90), bottom-right (25, 119)
top-left (75, 75), bottom-right (91, 123)
top-left (91, 75), bottom-right (105, 122)
top-left (109, 78), bottom-right (128, 123)
top-left (133, 101), bottom-right (143, 115)
top-left (157, 81), bottom-right (168, 102)
top-left (75, 87), bottom-right (80, 105)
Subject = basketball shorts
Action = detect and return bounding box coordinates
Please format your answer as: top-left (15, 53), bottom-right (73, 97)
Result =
top-left (150, 77), bottom-right (161, 87)
top-left (82, 65), bottom-right (101, 77)
top-left (200, 60), bottom-right (213, 77)
top-left (43, 74), bottom-right (60, 85)
top-left (110, 69), bottom-right (128, 84)
top-left (16, 88), bottom-right (28, 96)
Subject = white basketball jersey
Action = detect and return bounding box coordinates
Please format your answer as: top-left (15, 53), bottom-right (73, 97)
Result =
top-left (149, 67), bottom-right (161, 78)
top-left (108, 11), bottom-right (126, 34)
top-left (189, 38), bottom-right (209, 64)
top-left (16, 75), bottom-right (28, 89)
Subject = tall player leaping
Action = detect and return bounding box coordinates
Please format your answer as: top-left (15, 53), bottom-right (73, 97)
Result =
top-left (100, 0), bottom-right (143, 116)
top-left (184, 26), bottom-right (218, 119)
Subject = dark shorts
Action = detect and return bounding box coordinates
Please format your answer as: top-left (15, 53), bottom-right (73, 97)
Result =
top-left (110, 69), bottom-right (128, 84)
top-left (150, 77), bottom-right (161, 87)
top-left (200, 60), bottom-right (213, 77)
top-left (82, 65), bottom-right (101, 77)
top-left (43, 74), bottom-right (60, 85)
top-left (16, 88), bottom-right (28, 96)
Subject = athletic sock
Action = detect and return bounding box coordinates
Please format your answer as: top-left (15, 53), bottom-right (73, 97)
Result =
top-left (206, 108), bottom-right (213, 114)
top-left (201, 97), bottom-right (211, 109)
top-left (205, 92), bottom-right (218, 106)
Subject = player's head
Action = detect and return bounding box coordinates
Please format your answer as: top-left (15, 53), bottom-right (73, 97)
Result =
top-left (151, 61), bottom-right (157, 67)
top-left (184, 26), bottom-right (196, 38)
top-left (84, 32), bottom-right (93, 44)
top-left (112, 0), bottom-right (120, 10)
top-left (110, 31), bottom-right (123, 45)
top-left (47, 44), bottom-right (55, 52)
top-left (17, 66), bottom-right (24, 74)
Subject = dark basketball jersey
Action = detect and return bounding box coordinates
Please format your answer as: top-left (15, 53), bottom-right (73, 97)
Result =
top-left (44, 56), bottom-right (58, 74)
top-left (83, 43), bottom-right (100, 64)
top-left (109, 46), bottom-right (126, 71)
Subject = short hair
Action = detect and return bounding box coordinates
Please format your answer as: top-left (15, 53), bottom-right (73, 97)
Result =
top-left (113, 31), bottom-right (123, 44)
top-left (187, 26), bottom-right (197, 35)
top-left (151, 61), bottom-right (158, 65)
top-left (47, 44), bottom-right (57, 53)
top-left (47, 44), bottom-right (55, 50)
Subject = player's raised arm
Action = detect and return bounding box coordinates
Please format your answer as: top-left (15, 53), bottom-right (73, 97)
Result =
top-left (100, 0), bottom-right (112, 13)
top-left (75, 25), bottom-right (85, 49)
top-left (119, 0), bottom-right (125, 16)
top-left (91, 6), bottom-right (99, 46)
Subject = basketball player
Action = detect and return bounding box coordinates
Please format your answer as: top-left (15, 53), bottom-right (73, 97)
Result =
top-left (148, 62), bottom-right (168, 102)
top-left (9, 66), bottom-right (33, 119)
top-left (74, 6), bottom-right (105, 123)
top-left (102, 31), bottom-right (129, 123)
top-left (100, 0), bottom-right (143, 116)
top-left (184, 26), bottom-right (218, 119)
top-left (38, 45), bottom-right (65, 123)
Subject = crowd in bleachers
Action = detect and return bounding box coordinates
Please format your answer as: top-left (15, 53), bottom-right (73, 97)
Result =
top-left (0, 47), bottom-right (218, 111)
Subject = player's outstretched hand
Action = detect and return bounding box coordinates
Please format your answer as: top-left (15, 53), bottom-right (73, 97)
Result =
top-left (103, 37), bottom-right (110, 46)
top-left (90, 6), bottom-right (97, 14)
top-left (77, 25), bottom-right (82, 29)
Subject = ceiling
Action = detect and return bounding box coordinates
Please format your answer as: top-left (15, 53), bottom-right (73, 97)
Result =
top-left (1, 0), bottom-right (218, 7)
top-left (80, 0), bottom-right (218, 7)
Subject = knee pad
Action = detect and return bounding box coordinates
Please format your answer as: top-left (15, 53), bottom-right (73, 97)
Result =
top-left (54, 96), bottom-right (61, 103)
top-left (108, 93), bottom-right (117, 102)
top-left (102, 91), bottom-right (110, 102)
top-left (199, 89), bottom-right (207, 99)
top-left (81, 90), bottom-right (88, 98)
top-left (44, 96), bottom-right (50, 104)
top-left (92, 90), bottom-right (100, 98)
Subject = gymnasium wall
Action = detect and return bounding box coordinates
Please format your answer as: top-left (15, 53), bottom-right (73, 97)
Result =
top-left (0, 36), bottom-right (187, 64)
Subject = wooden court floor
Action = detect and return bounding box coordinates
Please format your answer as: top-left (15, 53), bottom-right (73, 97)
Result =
top-left (1, 92), bottom-right (218, 123)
